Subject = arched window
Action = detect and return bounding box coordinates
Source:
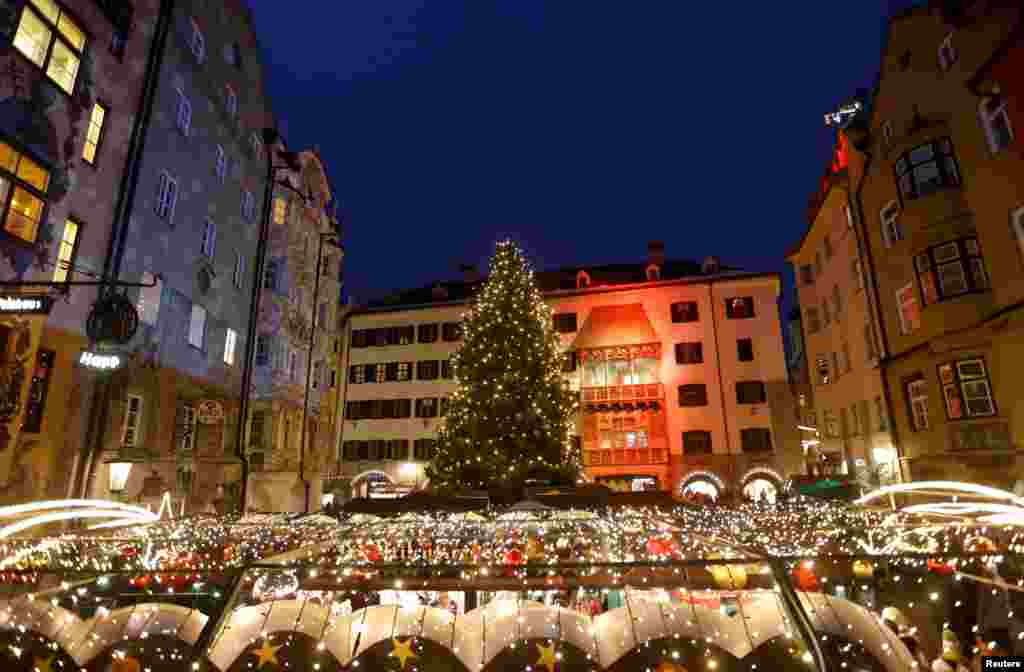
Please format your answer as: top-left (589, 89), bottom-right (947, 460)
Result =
top-left (646, 264), bottom-right (660, 281)
top-left (576, 270), bottom-right (591, 289)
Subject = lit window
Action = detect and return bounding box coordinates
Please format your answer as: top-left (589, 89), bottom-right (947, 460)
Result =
top-left (52, 217), bottom-right (78, 282)
top-left (896, 283), bottom-right (921, 335)
top-left (938, 32), bottom-right (957, 71)
top-left (189, 17), bottom-right (205, 63)
top-left (137, 272), bottom-right (162, 326)
top-left (939, 358), bottom-right (995, 419)
top-left (233, 252), bottom-right (245, 288)
top-left (915, 237), bottom-right (988, 304)
top-left (13, 0), bottom-right (85, 94)
top-left (273, 196), bottom-right (287, 225)
top-left (225, 85), bottom-right (238, 118)
top-left (907, 377), bottom-right (929, 431)
top-left (155, 171), bottom-right (177, 221)
top-left (188, 303), bottom-right (206, 349)
top-left (0, 141), bottom-right (50, 243)
top-left (224, 328), bottom-right (237, 365)
top-left (895, 138), bottom-right (961, 201)
top-left (200, 218), bottom-right (216, 258)
top-left (82, 102), bottom-right (107, 164)
top-left (980, 95), bottom-right (1014, 154)
top-left (175, 88), bottom-right (191, 136)
top-left (122, 394), bottom-right (143, 447)
top-left (215, 145), bottom-right (226, 182)
top-left (816, 355), bottom-right (830, 385)
top-left (725, 296), bottom-right (754, 319)
top-left (880, 201), bottom-right (902, 247)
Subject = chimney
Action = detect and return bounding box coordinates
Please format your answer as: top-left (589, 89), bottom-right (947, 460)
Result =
top-left (459, 264), bottom-right (481, 284)
top-left (647, 241), bottom-right (665, 268)
top-left (431, 283), bottom-right (449, 300)
top-left (702, 256), bottom-right (721, 274)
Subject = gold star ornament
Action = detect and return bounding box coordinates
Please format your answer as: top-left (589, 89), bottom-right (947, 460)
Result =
top-left (536, 641), bottom-right (558, 672)
top-left (251, 640), bottom-right (283, 669)
top-left (389, 637), bottom-right (418, 670)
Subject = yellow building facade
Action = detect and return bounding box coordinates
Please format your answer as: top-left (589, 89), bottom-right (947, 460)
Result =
top-left (848, 4), bottom-right (1024, 486)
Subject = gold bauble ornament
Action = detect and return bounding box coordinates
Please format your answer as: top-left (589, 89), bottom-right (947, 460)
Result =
top-left (852, 559), bottom-right (874, 579)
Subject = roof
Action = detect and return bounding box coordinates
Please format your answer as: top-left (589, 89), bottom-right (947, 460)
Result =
top-left (353, 258), bottom-right (775, 315)
top-left (573, 303), bottom-right (658, 349)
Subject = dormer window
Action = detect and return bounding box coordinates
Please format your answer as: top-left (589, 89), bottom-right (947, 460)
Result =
top-left (645, 264), bottom-right (660, 281)
top-left (576, 270), bottom-right (591, 289)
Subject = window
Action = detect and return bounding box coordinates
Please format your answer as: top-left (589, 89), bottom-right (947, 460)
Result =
top-left (189, 17), bottom-right (205, 63)
top-left (442, 322), bottom-right (462, 341)
top-left (415, 398), bottom-right (438, 418)
top-left (215, 145), bottom-right (226, 182)
top-left (896, 283), bottom-right (921, 335)
top-left (225, 85), bottom-right (238, 119)
top-left (413, 439), bottom-right (436, 461)
top-left (875, 396), bottom-right (889, 431)
top-left (110, 30), bottom-right (126, 59)
top-left (939, 358), bottom-right (995, 419)
top-left (980, 96), bottom-right (1014, 154)
top-left (938, 32), bottom-right (957, 71)
top-left (229, 42), bottom-right (242, 68)
top-left (805, 308), bottom-right (821, 334)
top-left (329, 368), bottom-right (337, 388)
top-left (417, 360), bottom-right (440, 380)
top-left (349, 364), bottom-right (365, 384)
top-left (241, 190), bottom-right (255, 221)
top-left (387, 326), bottom-right (415, 345)
top-left (175, 87), bottom-right (191, 136)
top-left (881, 201), bottom-right (902, 247)
top-left (725, 297), bottom-right (754, 319)
top-left (736, 381), bottom-right (767, 404)
top-left (233, 252), bottom-right (245, 289)
top-left (122, 394), bottom-right (143, 447)
top-left (312, 361), bottom-right (322, 389)
top-left (677, 384), bottom-right (708, 407)
top-left (320, 253), bottom-right (332, 277)
top-left (562, 350), bottom-right (577, 373)
top-left (737, 338), bottom-right (754, 362)
top-left (0, 140), bottom-right (50, 243)
top-left (251, 133), bottom-right (263, 162)
top-left (799, 264), bottom-right (814, 285)
top-left (155, 171), bottom-right (177, 222)
top-left (675, 342), bottom-right (703, 365)
top-left (137, 272), bottom-right (162, 326)
top-left (553, 313), bottom-right (577, 333)
top-left (895, 138), bottom-right (960, 201)
top-left (263, 259), bottom-right (278, 291)
top-left (882, 120), bottom-right (894, 147)
top-left (915, 237), bottom-right (988, 304)
top-left (823, 235), bottom-right (833, 259)
top-left (52, 217), bottom-right (79, 282)
top-left (178, 404), bottom-right (196, 453)
top-left (682, 430), bottom-right (712, 455)
top-left (82, 102), bottom-right (107, 165)
top-left (670, 301), bottom-right (699, 323)
top-left (398, 361), bottom-right (412, 381)
top-left (907, 377), bottom-right (930, 431)
top-left (852, 258), bottom-right (864, 291)
top-left (740, 428), bottom-right (772, 453)
top-left (22, 349), bottom-right (54, 433)
top-left (200, 218), bottom-right (216, 258)
top-left (317, 302), bottom-right (328, 329)
top-left (14, 0), bottom-right (85, 94)
top-left (290, 350), bottom-right (298, 381)
top-left (188, 303), bottom-right (206, 349)
top-left (363, 363), bottom-right (378, 383)
top-left (418, 323), bottom-right (438, 343)
top-left (224, 328), bottom-right (237, 365)
top-left (441, 359), bottom-right (452, 379)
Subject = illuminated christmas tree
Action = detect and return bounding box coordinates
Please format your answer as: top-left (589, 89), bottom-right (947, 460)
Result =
top-left (426, 240), bottom-right (579, 492)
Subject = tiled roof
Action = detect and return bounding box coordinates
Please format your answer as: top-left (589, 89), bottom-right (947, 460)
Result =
top-left (572, 304), bottom-right (658, 349)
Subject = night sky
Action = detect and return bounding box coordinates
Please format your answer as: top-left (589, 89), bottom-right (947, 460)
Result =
top-left (247, 0), bottom-right (917, 303)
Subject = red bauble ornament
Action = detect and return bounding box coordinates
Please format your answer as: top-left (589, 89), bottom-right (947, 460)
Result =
top-left (504, 548), bottom-right (524, 565)
top-left (792, 563), bottom-right (821, 592)
top-left (361, 545), bottom-right (382, 562)
top-left (928, 559), bottom-right (956, 575)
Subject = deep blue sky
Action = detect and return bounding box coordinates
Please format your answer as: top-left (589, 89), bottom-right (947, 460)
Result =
top-left (247, 1), bottom-right (916, 303)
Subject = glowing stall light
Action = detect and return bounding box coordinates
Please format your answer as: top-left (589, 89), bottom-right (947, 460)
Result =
top-left (856, 481), bottom-right (1024, 508)
top-left (0, 499), bottom-right (152, 518)
top-left (0, 509), bottom-right (157, 539)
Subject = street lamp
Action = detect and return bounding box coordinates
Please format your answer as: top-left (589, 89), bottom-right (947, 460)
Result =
top-left (298, 231), bottom-right (343, 513)
top-left (234, 127), bottom-right (302, 515)
top-left (108, 461), bottom-right (132, 497)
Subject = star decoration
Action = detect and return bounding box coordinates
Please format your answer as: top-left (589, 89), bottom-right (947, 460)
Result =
top-left (33, 655), bottom-right (55, 672)
top-left (252, 640), bottom-right (283, 669)
top-left (389, 637), bottom-right (417, 669)
top-left (536, 641), bottom-right (558, 672)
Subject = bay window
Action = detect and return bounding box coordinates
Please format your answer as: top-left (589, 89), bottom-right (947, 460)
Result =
top-left (895, 138), bottom-right (960, 202)
top-left (914, 237), bottom-right (988, 304)
top-left (0, 141), bottom-right (49, 243)
top-left (582, 354), bottom-right (658, 387)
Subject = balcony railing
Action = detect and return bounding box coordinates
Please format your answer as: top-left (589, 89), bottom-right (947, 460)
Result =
top-left (581, 383), bottom-right (663, 404)
top-left (584, 447), bottom-right (668, 466)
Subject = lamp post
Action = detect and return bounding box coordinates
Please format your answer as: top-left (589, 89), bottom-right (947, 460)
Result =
top-left (298, 232), bottom-right (342, 513)
top-left (234, 128), bottom-right (302, 515)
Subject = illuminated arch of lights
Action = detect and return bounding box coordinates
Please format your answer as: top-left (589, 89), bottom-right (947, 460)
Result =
top-left (0, 499), bottom-right (160, 539)
top-left (678, 470), bottom-right (726, 499)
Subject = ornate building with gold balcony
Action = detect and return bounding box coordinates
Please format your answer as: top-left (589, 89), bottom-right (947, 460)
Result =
top-left (330, 243), bottom-right (802, 503)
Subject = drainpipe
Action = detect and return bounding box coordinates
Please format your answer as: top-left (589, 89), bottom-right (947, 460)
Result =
top-left (77, 0), bottom-right (176, 498)
top-left (708, 283), bottom-right (731, 480)
top-left (849, 147), bottom-right (907, 482)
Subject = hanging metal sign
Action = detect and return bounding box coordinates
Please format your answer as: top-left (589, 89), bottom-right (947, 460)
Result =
top-left (0, 294), bottom-right (53, 315)
top-left (85, 293), bottom-right (139, 345)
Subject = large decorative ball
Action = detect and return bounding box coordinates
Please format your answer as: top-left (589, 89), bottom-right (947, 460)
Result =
top-left (852, 559), bottom-right (874, 579)
top-left (252, 571), bottom-right (299, 601)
